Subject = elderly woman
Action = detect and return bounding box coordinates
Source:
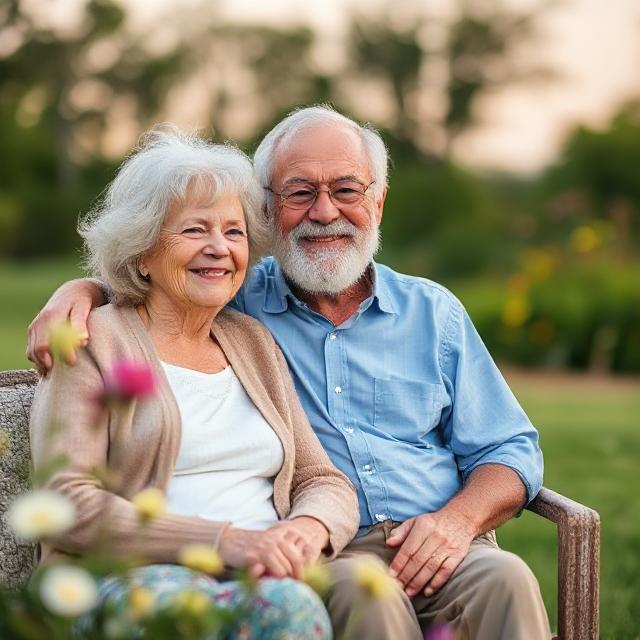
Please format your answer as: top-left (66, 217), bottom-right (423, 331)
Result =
top-left (29, 128), bottom-right (359, 638)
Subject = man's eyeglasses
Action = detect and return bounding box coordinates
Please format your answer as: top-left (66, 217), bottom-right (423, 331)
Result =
top-left (266, 179), bottom-right (375, 210)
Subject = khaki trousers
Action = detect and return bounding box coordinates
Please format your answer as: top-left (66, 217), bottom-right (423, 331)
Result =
top-left (326, 521), bottom-right (551, 640)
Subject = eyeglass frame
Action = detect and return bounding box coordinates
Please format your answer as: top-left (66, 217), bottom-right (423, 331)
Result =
top-left (265, 178), bottom-right (376, 210)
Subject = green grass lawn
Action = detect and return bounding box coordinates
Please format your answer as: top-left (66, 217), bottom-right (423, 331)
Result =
top-left (1, 260), bottom-right (639, 637)
top-left (500, 373), bottom-right (640, 638)
top-left (0, 258), bottom-right (84, 370)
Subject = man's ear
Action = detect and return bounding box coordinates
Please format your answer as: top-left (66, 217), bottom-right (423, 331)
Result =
top-left (374, 187), bottom-right (388, 225)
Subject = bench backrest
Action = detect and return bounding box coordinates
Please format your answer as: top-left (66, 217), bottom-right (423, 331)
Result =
top-left (0, 370), bottom-right (38, 588)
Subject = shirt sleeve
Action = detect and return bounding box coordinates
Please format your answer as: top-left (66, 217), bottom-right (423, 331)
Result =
top-left (438, 295), bottom-right (544, 503)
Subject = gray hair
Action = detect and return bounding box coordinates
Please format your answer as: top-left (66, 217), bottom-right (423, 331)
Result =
top-left (79, 125), bottom-right (267, 306)
top-left (253, 105), bottom-right (389, 219)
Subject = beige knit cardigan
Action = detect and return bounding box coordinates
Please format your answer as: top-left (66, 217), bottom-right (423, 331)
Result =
top-left (30, 304), bottom-right (359, 565)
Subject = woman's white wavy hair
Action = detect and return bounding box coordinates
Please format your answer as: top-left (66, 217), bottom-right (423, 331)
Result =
top-left (79, 125), bottom-right (267, 306)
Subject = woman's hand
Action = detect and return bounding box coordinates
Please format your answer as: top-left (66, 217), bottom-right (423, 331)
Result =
top-left (269, 516), bottom-right (330, 564)
top-left (218, 517), bottom-right (330, 579)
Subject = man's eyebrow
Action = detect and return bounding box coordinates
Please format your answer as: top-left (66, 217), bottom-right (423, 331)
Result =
top-left (282, 174), bottom-right (364, 186)
top-left (282, 177), bottom-right (315, 187)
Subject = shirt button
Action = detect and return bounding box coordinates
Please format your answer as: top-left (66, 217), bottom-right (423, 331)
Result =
top-left (335, 386), bottom-right (342, 393)
top-left (344, 427), bottom-right (354, 434)
top-left (329, 333), bottom-right (337, 340)
top-left (375, 513), bottom-right (387, 522)
top-left (363, 464), bottom-right (371, 471)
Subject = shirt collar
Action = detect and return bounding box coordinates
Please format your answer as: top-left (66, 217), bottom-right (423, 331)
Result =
top-left (370, 262), bottom-right (397, 315)
top-left (262, 259), bottom-right (397, 315)
top-left (262, 259), bottom-right (292, 313)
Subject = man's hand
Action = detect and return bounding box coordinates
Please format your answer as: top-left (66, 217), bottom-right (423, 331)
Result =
top-left (219, 517), bottom-right (329, 580)
top-left (27, 278), bottom-right (105, 374)
top-left (386, 508), bottom-right (477, 598)
top-left (386, 464), bottom-right (527, 598)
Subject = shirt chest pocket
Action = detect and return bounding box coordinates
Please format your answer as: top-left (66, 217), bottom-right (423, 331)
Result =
top-left (373, 378), bottom-right (443, 444)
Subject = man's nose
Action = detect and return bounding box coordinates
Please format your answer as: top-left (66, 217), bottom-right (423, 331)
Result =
top-left (307, 189), bottom-right (340, 224)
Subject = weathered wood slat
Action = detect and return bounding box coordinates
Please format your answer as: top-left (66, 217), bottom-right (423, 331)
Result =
top-left (0, 369), bottom-right (39, 588)
top-left (527, 487), bottom-right (600, 640)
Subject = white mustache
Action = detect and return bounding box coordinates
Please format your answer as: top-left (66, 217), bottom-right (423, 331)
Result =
top-left (290, 220), bottom-right (358, 241)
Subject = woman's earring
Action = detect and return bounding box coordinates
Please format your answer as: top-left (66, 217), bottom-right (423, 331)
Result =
top-left (139, 266), bottom-right (150, 281)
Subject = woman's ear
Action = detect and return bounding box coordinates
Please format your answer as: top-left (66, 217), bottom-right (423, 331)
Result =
top-left (137, 259), bottom-right (150, 280)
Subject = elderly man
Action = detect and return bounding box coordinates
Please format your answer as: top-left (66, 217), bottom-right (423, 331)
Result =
top-left (28, 106), bottom-right (550, 639)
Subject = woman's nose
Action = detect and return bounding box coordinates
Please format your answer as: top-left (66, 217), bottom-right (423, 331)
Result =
top-left (203, 230), bottom-right (230, 256)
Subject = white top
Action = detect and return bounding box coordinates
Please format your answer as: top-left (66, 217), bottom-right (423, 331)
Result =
top-left (162, 362), bottom-right (284, 530)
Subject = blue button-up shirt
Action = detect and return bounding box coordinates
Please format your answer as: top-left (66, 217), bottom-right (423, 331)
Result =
top-left (231, 257), bottom-right (543, 529)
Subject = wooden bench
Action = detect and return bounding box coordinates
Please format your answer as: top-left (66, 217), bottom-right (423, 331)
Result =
top-left (0, 369), bottom-right (600, 639)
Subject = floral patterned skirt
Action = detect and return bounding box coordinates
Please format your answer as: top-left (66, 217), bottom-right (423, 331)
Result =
top-left (77, 564), bottom-right (332, 639)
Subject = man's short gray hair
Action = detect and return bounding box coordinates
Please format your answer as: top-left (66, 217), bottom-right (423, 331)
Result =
top-left (79, 126), bottom-right (267, 306)
top-left (253, 105), bottom-right (389, 218)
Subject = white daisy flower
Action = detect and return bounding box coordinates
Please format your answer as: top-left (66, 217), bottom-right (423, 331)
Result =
top-left (7, 490), bottom-right (75, 541)
top-left (39, 566), bottom-right (99, 617)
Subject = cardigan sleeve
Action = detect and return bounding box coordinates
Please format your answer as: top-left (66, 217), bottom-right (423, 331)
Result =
top-left (29, 318), bottom-right (230, 564)
top-left (272, 346), bottom-right (359, 557)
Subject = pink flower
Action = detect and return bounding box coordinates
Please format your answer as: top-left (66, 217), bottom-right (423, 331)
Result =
top-left (99, 360), bottom-right (156, 406)
top-left (424, 625), bottom-right (455, 640)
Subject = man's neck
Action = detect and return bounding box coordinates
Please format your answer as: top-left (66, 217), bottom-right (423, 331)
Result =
top-left (288, 267), bottom-right (373, 326)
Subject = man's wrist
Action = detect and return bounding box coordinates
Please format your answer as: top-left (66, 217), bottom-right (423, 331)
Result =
top-left (439, 501), bottom-right (481, 539)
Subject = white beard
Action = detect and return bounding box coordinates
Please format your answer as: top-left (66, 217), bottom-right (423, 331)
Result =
top-left (273, 217), bottom-right (380, 295)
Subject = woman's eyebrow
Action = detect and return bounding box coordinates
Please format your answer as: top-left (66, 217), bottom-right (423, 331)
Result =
top-left (180, 216), bottom-right (209, 227)
top-left (225, 218), bottom-right (247, 227)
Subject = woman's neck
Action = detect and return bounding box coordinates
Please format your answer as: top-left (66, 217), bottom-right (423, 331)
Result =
top-left (136, 295), bottom-right (229, 373)
top-left (136, 292), bottom-right (218, 345)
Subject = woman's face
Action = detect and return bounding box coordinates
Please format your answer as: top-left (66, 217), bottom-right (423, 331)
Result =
top-left (141, 191), bottom-right (249, 314)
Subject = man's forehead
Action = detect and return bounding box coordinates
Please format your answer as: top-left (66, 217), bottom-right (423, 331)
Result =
top-left (272, 125), bottom-right (370, 183)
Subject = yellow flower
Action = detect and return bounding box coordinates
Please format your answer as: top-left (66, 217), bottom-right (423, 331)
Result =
top-left (39, 565), bottom-right (98, 617)
top-left (178, 544), bottom-right (223, 575)
top-left (0, 429), bottom-right (9, 458)
top-left (522, 249), bottom-right (556, 283)
top-left (132, 488), bottom-right (165, 521)
top-left (501, 296), bottom-right (531, 329)
top-left (48, 320), bottom-right (86, 364)
top-left (172, 590), bottom-right (210, 615)
top-left (7, 490), bottom-right (75, 541)
top-left (302, 561), bottom-right (332, 597)
top-left (354, 559), bottom-right (396, 599)
top-left (127, 586), bottom-right (154, 620)
top-left (570, 225), bottom-right (600, 253)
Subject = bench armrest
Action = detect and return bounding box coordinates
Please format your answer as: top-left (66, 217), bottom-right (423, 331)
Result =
top-left (526, 487), bottom-right (600, 640)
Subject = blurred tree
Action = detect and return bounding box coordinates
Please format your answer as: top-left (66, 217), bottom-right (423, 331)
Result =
top-left (540, 101), bottom-right (640, 256)
top-left (442, 0), bottom-right (553, 153)
top-left (0, 0), bottom-right (187, 256)
top-left (347, 0), bottom-right (552, 157)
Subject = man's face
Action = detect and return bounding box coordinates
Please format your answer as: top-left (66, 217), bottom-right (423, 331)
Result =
top-left (270, 125), bottom-right (386, 294)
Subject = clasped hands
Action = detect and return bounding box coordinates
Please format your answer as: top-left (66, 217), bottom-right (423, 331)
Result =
top-left (219, 516), bottom-right (330, 580)
top-left (386, 507), bottom-right (477, 598)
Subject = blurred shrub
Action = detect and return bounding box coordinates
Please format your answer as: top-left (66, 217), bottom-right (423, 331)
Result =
top-left (380, 157), bottom-right (516, 280)
top-left (457, 262), bottom-right (640, 374)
